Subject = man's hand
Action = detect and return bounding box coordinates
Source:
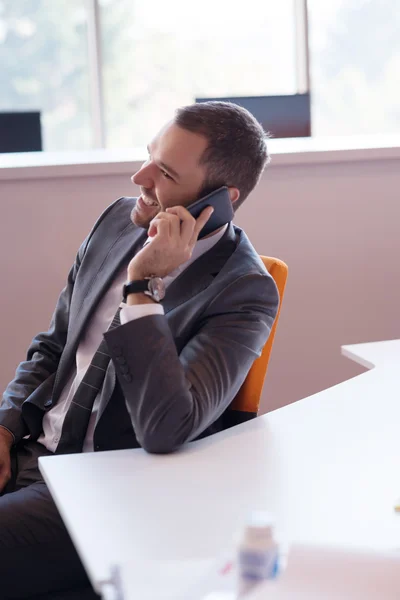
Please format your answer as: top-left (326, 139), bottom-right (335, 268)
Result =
top-left (127, 205), bottom-right (213, 281)
top-left (0, 428), bottom-right (13, 493)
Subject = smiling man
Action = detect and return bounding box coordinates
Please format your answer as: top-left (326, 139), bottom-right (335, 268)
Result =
top-left (0, 101), bottom-right (279, 599)
top-left (132, 123), bottom-right (214, 227)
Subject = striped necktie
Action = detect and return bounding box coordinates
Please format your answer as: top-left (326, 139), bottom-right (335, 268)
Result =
top-left (55, 307), bottom-right (122, 454)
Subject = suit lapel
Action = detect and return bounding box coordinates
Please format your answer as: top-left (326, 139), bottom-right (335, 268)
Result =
top-left (53, 222), bottom-right (147, 401)
top-left (162, 223), bottom-right (237, 314)
top-left (73, 223), bottom-right (146, 346)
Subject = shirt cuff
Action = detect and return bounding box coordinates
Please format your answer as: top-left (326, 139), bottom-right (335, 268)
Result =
top-left (120, 303), bottom-right (164, 324)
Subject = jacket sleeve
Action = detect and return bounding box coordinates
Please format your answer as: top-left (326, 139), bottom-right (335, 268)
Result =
top-left (0, 198), bottom-right (122, 443)
top-left (0, 241), bottom-right (86, 443)
top-left (105, 272), bottom-right (279, 454)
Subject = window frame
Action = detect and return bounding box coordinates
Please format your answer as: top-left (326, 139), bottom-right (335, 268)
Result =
top-left (85, 0), bottom-right (310, 148)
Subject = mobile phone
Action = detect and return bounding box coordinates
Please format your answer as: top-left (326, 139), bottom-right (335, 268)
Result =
top-left (187, 186), bottom-right (234, 239)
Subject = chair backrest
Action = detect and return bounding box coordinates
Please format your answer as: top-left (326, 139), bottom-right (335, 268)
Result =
top-left (230, 256), bottom-right (288, 414)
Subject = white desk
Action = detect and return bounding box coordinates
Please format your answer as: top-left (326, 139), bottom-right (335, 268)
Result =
top-left (39, 339), bottom-right (400, 595)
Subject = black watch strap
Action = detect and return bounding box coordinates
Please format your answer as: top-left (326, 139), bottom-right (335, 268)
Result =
top-left (122, 280), bottom-right (149, 302)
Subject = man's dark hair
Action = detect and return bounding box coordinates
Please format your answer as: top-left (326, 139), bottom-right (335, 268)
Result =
top-left (174, 101), bottom-right (269, 210)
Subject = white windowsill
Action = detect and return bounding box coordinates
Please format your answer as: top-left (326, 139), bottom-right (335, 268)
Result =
top-left (0, 135), bottom-right (399, 181)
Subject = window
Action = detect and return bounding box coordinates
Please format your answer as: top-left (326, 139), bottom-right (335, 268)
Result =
top-left (99, 0), bottom-right (298, 147)
top-left (0, 0), bottom-right (91, 150)
top-left (2, 0), bottom-right (398, 151)
top-left (308, 0), bottom-right (400, 136)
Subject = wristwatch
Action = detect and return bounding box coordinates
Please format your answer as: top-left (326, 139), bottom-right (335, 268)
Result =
top-left (122, 277), bottom-right (165, 303)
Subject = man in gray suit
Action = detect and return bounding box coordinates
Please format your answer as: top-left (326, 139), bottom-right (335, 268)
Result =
top-left (0, 101), bottom-right (279, 598)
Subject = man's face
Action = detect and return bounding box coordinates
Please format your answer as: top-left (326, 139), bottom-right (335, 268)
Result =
top-left (131, 122), bottom-right (209, 229)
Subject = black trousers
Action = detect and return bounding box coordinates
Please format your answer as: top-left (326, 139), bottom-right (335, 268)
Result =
top-left (0, 440), bottom-right (100, 600)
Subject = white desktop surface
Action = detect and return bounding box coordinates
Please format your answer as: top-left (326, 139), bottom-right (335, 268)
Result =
top-left (341, 338), bottom-right (400, 370)
top-left (39, 339), bottom-right (400, 593)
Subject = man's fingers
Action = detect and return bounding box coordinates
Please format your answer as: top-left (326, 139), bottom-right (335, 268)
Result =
top-left (165, 205), bottom-right (191, 219)
top-left (165, 206), bottom-right (196, 243)
top-left (163, 212), bottom-right (181, 238)
top-left (166, 205), bottom-right (214, 243)
top-left (192, 206), bottom-right (214, 240)
top-left (149, 211), bottom-right (181, 238)
top-left (148, 217), bottom-right (171, 238)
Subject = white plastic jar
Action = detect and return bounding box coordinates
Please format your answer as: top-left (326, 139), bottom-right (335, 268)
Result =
top-left (237, 512), bottom-right (280, 597)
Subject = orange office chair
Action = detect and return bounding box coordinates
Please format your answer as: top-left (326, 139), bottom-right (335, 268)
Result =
top-left (230, 256), bottom-right (288, 416)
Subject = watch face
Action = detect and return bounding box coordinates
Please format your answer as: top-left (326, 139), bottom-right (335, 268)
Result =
top-left (149, 277), bottom-right (165, 302)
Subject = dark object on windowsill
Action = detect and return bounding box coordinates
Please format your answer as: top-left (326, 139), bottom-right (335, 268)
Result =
top-left (0, 110), bottom-right (43, 153)
top-left (196, 93), bottom-right (311, 139)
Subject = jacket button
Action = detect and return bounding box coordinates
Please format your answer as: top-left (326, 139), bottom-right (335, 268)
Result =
top-left (116, 356), bottom-right (126, 364)
top-left (44, 400), bottom-right (52, 408)
top-left (123, 374), bottom-right (132, 383)
top-left (119, 365), bottom-right (130, 374)
top-left (95, 445), bottom-right (100, 451)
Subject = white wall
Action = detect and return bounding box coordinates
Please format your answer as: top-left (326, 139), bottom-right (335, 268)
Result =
top-left (1, 153), bottom-right (399, 413)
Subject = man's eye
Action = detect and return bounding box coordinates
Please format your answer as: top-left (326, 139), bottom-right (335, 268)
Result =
top-left (161, 170), bottom-right (172, 180)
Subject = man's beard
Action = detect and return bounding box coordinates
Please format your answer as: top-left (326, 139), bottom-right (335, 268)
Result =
top-left (130, 180), bottom-right (218, 230)
top-left (130, 197), bottom-right (159, 230)
top-left (131, 206), bottom-right (154, 230)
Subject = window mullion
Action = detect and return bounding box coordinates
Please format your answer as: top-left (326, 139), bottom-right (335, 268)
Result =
top-left (294, 0), bottom-right (310, 94)
top-left (86, 0), bottom-right (106, 148)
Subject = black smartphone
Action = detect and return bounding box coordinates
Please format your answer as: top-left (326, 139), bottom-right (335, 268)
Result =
top-left (186, 186), bottom-right (234, 239)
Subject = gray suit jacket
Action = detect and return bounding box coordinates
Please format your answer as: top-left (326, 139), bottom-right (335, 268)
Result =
top-left (0, 197), bottom-right (279, 453)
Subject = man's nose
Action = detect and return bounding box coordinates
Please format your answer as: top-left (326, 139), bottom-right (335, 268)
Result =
top-left (131, 163), bottom-right (153, 187)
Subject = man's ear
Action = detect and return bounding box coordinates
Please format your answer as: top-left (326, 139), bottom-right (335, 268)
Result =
top-left (227, 186), bottom-right (240, 205)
